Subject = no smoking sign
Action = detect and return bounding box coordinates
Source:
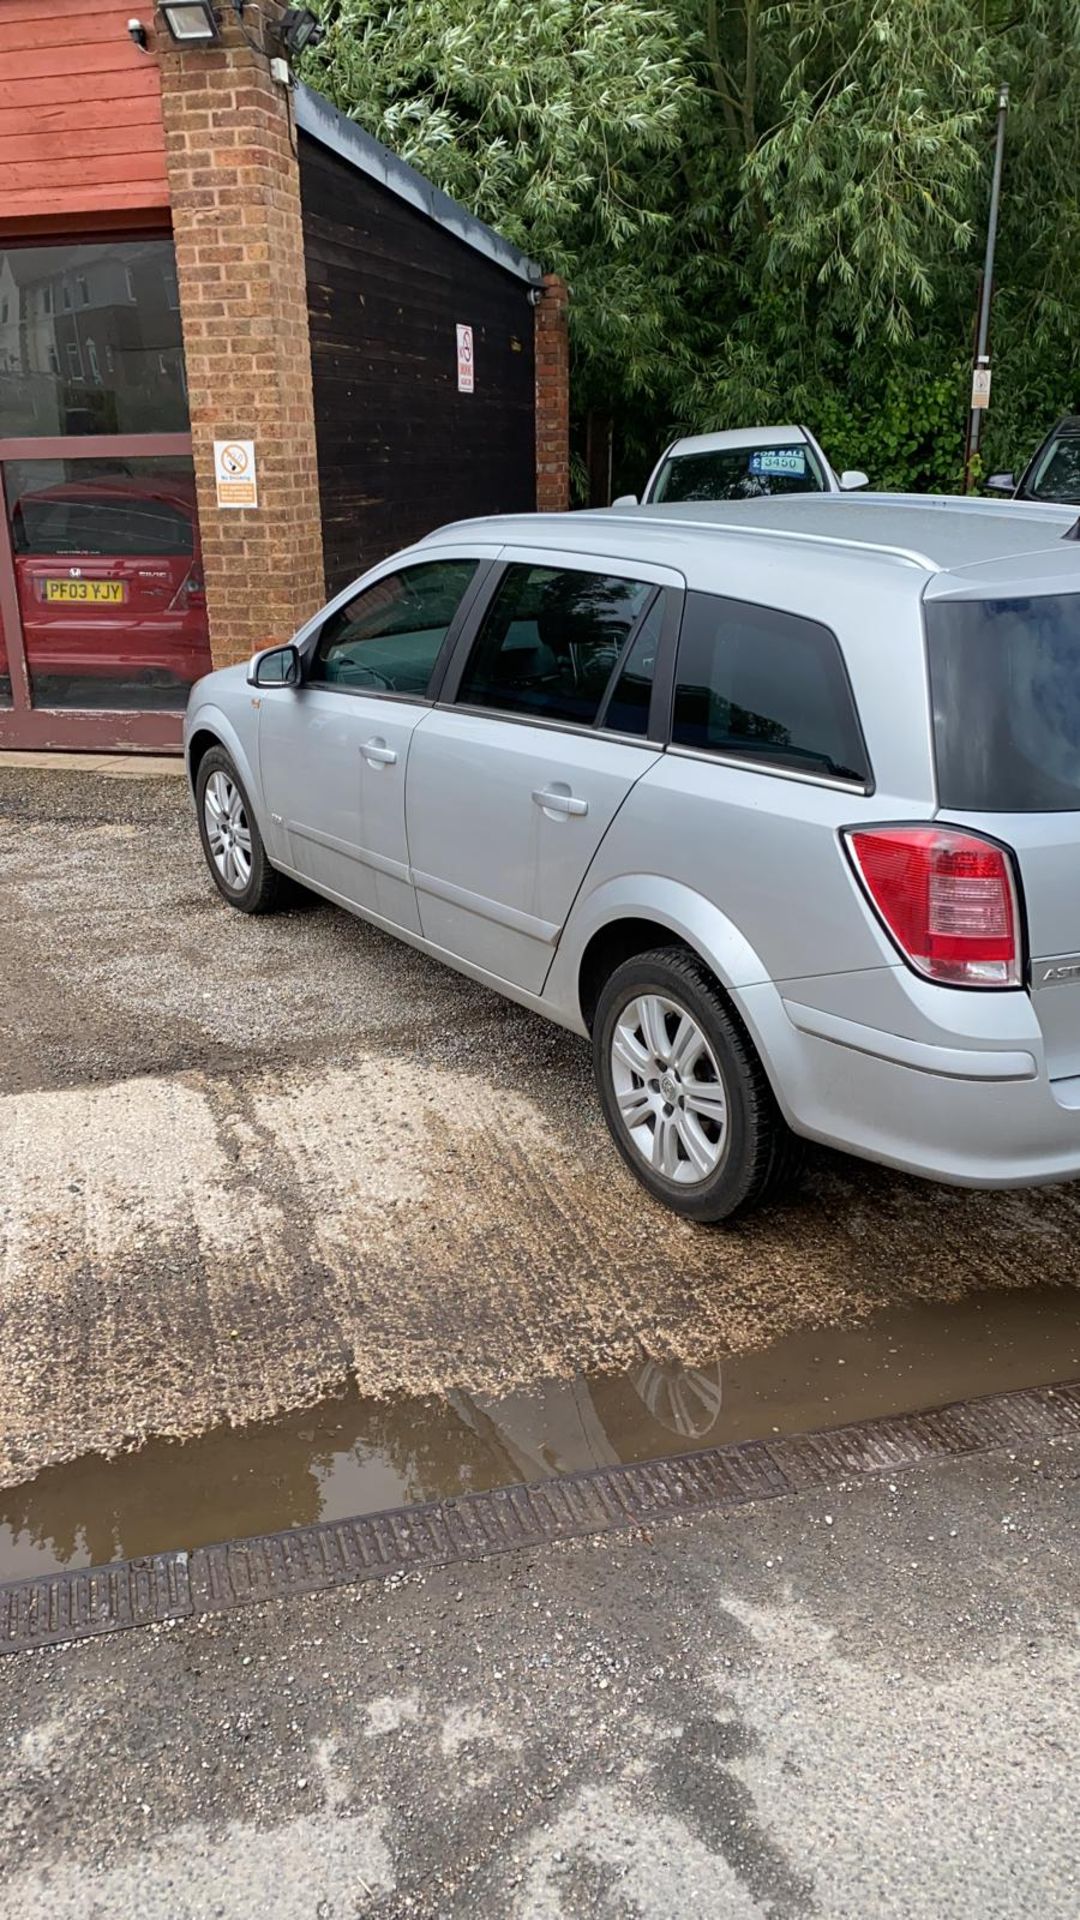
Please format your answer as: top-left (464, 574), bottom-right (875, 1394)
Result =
top-left (213, 438), bottom-right (259, 509)
top-left (456, 324), bottom-right (475, 394)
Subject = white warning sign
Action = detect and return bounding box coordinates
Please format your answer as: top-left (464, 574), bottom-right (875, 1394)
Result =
top-left (213, 439), bottom-right (258, 509)
top-left (456, 324), bottom-right (474, 394)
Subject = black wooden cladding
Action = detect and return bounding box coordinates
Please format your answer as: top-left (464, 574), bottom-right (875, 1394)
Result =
top-left (300, 134), bottom-right (537, 597)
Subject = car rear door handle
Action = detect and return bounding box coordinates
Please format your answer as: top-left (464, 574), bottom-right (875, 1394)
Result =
top-left (532, 787), bottom-right (588, 817)
top-left (361, 739), bottom-right (398, 766)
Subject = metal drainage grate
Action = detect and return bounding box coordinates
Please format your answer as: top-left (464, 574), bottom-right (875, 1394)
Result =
top-left (3, 1378), bottom-right (1078, 1656)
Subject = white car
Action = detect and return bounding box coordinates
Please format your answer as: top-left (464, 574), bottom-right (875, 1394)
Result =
top-left (613, 425), bottom-right (868, 507)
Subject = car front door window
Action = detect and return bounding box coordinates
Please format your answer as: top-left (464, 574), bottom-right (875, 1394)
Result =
top-left (309, 559), bottom-right (479, 696)
top-left (258, 556), bottom-right (478, 931)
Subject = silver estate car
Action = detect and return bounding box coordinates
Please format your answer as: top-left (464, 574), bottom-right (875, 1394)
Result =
top-left (185, 493), bottom-right (1080, 1222)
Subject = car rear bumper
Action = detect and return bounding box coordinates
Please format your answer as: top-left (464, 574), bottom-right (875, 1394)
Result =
top-left (739, 976), bottom-right (1080, 1188)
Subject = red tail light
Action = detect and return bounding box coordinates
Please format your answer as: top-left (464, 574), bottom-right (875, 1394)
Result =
top-left (170, 566), bottom-right (205, 611)
top-left (845, 825), bottom-right (1022, 988)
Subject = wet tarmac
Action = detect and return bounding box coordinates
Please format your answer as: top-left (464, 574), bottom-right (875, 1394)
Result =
top-left (3, 1282), bottom-right (1077, 1581)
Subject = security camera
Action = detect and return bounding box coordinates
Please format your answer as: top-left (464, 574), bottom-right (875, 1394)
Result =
top-left (127, 17), bottom-right (149, 49)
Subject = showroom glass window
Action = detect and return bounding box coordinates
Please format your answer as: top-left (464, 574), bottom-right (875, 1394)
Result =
top-left (0, 240), bottom-right (188, 438)
top-left (0, 238), bottom-right (208, 725)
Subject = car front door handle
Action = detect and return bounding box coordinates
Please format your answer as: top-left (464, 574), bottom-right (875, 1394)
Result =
top-left (361, 739), bottom-right (398, 767)
top-left (532, 786), bottom-right (588, 817)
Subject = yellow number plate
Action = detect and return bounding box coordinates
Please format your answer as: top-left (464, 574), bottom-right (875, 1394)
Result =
top-left (44, 580), bottom-right (126, 604)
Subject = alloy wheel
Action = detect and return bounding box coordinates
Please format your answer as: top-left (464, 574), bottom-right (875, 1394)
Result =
top-left (609, 993), bottom-right (728, 1185)
top-left (204, 769), bottom-right (253, 892)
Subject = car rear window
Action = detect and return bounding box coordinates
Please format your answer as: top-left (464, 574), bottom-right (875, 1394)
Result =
top-left (652, 444), bottom-right (827, 503)
top-left (13, 495), bottom-right (193, 557)
top-left (927, 594), bottom-right (1080, 811)
top-left (671, 591), bottom-right (869, 783)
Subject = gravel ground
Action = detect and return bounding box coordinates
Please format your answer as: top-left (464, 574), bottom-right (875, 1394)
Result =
top-left (1, 1438), bottom-right (1077, 1918)
top-left (3, 766), bottom-right (1080, 1487)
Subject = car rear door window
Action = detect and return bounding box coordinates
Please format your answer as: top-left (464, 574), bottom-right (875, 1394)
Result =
top-left (671, 591), bottom-right (869, 784)
top-left (599, 592), bottom-right (664, 736)
top-left (309, 559), bottom-right (478, 696)
top-left (455, 563), bottom-right (654, 727)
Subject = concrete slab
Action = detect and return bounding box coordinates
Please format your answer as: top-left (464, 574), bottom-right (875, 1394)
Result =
top-left (0, 1438), bottom-right (1076, 1918)
top-left (0, 751), bottom-right (183, 776)
top-left (2, 767), bottom-right (1080, 1491)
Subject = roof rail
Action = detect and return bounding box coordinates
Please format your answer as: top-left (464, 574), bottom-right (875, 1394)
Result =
top-left (599, 511), bottom-right (938, 571)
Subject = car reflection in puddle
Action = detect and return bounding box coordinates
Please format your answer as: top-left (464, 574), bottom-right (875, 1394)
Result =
top-left (447, 1355), bottom-right (726, 1485)
top-left (2, 1284), bottom-right (1077, 1581)
top-left (0, 1356), bottom-right (722, 1581)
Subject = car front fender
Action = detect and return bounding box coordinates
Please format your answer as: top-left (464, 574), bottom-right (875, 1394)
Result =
top-left (183, 696), bottom-right (263, 823)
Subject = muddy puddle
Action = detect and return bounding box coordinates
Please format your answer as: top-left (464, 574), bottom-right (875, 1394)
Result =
top-left (2, 1283), bottom-right (1078, 1580)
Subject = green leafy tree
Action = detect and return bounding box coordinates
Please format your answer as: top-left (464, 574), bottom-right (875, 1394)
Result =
top-left (306, 0), bottom-right (1080, 493)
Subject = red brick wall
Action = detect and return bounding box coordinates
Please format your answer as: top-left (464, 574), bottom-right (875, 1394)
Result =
top-left (158, 9), bottom-right (324, 668)
top-left (535, 273), bottom-right (570, 513)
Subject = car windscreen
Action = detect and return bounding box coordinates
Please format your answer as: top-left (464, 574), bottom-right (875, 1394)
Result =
top-left (1022, 436), bottom-right (1080, 505)
top-left (927, 593), bottom-right (1080, 810)
top-left (651, 443), bottom-right (826, 503)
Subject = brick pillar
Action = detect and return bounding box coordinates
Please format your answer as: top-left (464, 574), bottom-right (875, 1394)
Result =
top-left (535, 273), bottom-right (570, 513)
top-left (158, 9), bottom-right (325, 668)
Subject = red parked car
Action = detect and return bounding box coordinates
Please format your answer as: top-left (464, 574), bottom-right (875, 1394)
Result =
top-left (4, 474), bottom-right (211, 706)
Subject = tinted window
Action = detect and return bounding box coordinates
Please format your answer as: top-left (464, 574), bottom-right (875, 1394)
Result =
top-left (310, 560), bottom-right (477, 694)
top-left (0, 240), bottom-right (189, 436)
top-left (457, 564), bottom-right (652, 726)
top-left (652, 443), bottom-right (826, 503)
top-left (12, 489), bottom-right (193, 557)
top-left (927, 594), bottom-right (1080, 810)
top-left (601, 593), bottom-right (663, 735)
top-left (672, 592), bottom-right (868, 783)
top-left (1025, 436), bottom-right (1080, 505)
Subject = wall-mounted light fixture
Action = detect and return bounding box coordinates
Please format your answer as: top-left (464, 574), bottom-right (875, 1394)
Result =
top-left (159, 1), bottom-right (221, 44)
top-left (275, 7), bottom-right (325, 56)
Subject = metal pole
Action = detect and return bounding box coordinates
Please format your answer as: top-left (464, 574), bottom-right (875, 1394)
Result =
top-left (963, 83), bottom-right (1009, 493)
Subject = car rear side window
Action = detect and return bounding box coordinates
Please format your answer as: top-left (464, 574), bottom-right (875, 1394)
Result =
top-left (456, 563), bottom-right (653, 727)
top-left (927, 593), bottom-right (1080, 810)
top-left (671, 592), bottom-right (869, 784)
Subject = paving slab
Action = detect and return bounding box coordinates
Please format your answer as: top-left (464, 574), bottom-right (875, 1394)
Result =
top-left (0, 1438), bottom-right (1076, 1919)
top-left (0, 751), bottom-right (184, 776)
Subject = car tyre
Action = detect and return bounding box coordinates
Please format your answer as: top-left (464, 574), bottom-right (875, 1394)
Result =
top-left (593, 946), bottom-right (801, 1223)
top-left (195, 745), bottom-right (282, 915)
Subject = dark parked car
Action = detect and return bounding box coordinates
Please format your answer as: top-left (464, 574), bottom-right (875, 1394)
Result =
top-left (989, 415), bottom-right (1080, 506)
